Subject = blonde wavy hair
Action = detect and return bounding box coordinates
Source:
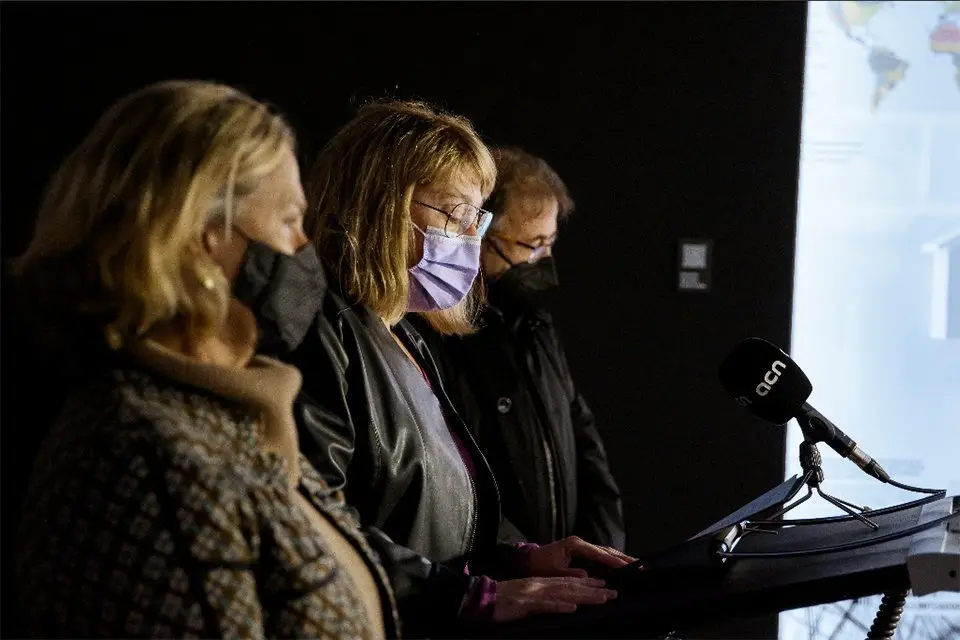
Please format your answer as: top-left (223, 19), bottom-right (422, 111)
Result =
top-left (306, 100), bottom-right (497, 335)
top-left (12, 80), bottom-right (294, 352)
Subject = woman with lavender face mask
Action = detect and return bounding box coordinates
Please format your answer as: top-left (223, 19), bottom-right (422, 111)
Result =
top-left (406, 195), bottom-right (492, 313)
top-left (235, 100), bottom-right (632, 637)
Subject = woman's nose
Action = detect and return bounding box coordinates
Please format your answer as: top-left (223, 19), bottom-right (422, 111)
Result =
top-left (293, 227), bottom-right (310, 251)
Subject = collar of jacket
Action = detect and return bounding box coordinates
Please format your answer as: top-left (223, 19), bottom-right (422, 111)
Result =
top-left (232, 243), bottom-right (328, 356)
top-left (485, 284), bottom-right (552, 334)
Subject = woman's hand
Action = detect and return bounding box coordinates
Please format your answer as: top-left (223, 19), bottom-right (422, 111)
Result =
top-left (526, 536), bottom-right (637, 578)
top-left (493, 576), bottom-right (617, 622)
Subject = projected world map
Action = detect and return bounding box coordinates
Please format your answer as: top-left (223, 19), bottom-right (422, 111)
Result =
top-left (827, 1), bottom-right (960, 110)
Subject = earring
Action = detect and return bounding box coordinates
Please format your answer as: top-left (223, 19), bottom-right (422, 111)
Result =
top-left (197, 267), bottom-right (218, 291)
top-left (104, 325), bottom-right (124, 351)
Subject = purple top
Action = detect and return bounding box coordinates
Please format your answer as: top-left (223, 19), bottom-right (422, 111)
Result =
top-left (419, 371), bottom-right (478, 479)
top-left (448, 420), bottom-right (477, 479)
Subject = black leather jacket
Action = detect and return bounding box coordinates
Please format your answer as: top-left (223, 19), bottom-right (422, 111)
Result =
top-left (409, 287), bottom-right (625, 550)
top-left (234, 244), bottom-right (515, 636)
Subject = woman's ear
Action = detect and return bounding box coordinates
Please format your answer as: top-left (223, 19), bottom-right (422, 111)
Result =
top-left (407, 223), bottom-right (425, 268)
top-left (201, 222), bottom-right (247, 283)
top-left (202, 223), bottom-right (226, 256)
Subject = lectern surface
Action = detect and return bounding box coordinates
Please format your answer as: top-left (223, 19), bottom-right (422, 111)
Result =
top-left (489, 502), bottom-right (944, 638)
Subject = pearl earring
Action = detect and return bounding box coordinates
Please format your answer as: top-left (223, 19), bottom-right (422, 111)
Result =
top-left (197, 267), bottom-right (218, 291)
top-left (104, 326), bottom-right (124, 350)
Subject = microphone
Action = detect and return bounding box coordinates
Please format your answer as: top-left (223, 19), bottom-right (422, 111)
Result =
top-left (718, 337), bottom-right (890, 483)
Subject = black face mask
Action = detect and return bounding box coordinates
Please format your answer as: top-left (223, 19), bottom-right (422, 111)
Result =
top-left (232, 237), bottom-right (325, 354)
top-left (491, 251), bottom-right (560, 311)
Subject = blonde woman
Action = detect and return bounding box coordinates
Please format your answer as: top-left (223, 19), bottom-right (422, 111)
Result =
top-left (237, 101), bottom-right (632, 636)
top-left (12, 81), bottom-right (399, 639)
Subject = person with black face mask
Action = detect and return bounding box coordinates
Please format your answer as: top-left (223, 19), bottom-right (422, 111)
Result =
top-left (10, 81), bottom-right (400, 639)
top-left (410, 146), bottom-right (626, 551)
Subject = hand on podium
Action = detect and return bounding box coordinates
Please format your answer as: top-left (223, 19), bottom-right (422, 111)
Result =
top-left (480, 538), bottom-right (637, 623)
top-left (526, 535), bottom-right (637, 579)
top-left (492, 576), bottom-right (617, 622)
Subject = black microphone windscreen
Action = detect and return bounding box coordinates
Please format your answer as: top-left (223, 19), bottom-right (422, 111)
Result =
top-left (718, 337), bottom-right (813, 425)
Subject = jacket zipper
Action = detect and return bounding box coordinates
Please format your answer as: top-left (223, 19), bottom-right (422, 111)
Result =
top-left (464, 458), bottom-right (479, 558)
top-left (522, 324), bottom-right (563, 541)
top-left (541, 431), bottom-right (559, 541)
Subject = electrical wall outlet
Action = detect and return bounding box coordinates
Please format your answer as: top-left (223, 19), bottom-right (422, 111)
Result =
top-left (679, 239), bottom-right (712, 292)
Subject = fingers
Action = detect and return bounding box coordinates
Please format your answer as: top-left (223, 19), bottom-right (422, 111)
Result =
top-left (494, 598), bottom-right (577, 623)
top-left (526, 576), bottom-right (618, 603)
top-left (594, 545), bottom-right (635, 567)
top-left (564, 536), bottom-right (630, 568)
top-left (557, 576), bottom-right (607, 588)
top-left (498, 575), bottom-right (610, 595)
top-left (501, 587), bottom-right (616, 623)
top-left (560, 586), bottom-right (617, 605)
top-left (493, 577), bottom-right (618, 623)
top-left (602, 546), bottom-right (639, 563)
top-left (559, 579), bottom-right (618, 605)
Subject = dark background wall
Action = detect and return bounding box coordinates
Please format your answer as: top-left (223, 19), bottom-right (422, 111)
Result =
top-left (1, 2), bottom-right (806, 637)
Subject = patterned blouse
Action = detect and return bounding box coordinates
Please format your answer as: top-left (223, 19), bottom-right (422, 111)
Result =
top-left (15, 365), bottom-right (400, 639)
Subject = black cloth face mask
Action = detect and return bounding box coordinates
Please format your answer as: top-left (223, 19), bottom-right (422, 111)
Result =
top-left (232, 234), bottom-right (325, 354)
top-left (488, 239), bottom-right (560, 311)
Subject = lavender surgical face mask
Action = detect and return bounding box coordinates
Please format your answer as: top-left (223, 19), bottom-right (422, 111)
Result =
top-left (407, 225), bottom-right (482, 312)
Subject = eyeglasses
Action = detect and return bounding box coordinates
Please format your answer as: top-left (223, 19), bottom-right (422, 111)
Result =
top-left (489, 233), bottom-right (558, 264)
top-left (413, 200), bottom-right (494, 238)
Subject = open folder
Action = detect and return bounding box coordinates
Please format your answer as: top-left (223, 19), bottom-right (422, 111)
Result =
top-left (607, 475), bottom-right (805, 589)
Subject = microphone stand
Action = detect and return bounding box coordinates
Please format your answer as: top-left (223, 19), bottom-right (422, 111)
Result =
top-left (752, 426), bottom-right (879, 531)
top-left (720, 413), bottom-right (950, 640)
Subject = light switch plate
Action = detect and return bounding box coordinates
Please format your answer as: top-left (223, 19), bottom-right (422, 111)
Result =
top-left (678, 238), bottom-right (712, 292)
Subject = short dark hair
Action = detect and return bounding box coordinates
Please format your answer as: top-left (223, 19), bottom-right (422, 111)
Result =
top-left (484, 146), bottom-right (575, 225)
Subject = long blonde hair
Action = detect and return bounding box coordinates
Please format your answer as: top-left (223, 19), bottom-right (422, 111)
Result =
top-left (306, 100), bottom-right (496, 334)
top-left (12, 80), bottom-right (294, 352)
